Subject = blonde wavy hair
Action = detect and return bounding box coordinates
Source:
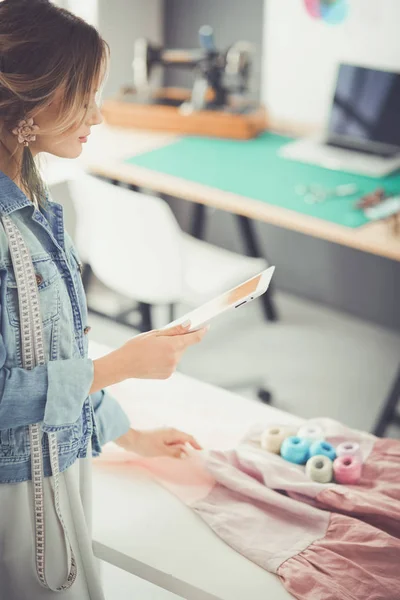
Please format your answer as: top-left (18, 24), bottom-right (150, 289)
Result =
top-left (0, 0), bottom-right (109, 207)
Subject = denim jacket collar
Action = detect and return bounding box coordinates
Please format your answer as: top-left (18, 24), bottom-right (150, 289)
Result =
top-left (0, 169), bottom-right (53, 215)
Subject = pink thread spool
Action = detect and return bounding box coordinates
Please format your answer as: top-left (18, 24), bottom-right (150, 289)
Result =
top-left (336, 441), bottom-right (363, 462)
top-left (333, 455), bottom-right (362, 485)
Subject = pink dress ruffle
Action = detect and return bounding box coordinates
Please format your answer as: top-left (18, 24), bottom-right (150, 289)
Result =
top-left (278, 513), bottom-right (400, 600)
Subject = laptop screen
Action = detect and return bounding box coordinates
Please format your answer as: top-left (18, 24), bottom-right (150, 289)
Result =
top-left (327, 64), bottom-right (400, 151)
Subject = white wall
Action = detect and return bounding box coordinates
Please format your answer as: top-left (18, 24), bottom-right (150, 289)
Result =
top-left (51, 0), bottom-right (98, 26)
top-left (97, 0), bottom-right (164, 99)
top-left (262, 0), bottom-right (400, 129)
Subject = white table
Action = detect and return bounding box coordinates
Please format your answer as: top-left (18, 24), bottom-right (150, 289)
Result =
top-left (89, 341), bottom-right (302, 600)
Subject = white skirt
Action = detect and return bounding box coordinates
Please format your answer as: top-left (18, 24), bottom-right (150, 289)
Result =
top-left (0, 443), bottom-right (106, 600)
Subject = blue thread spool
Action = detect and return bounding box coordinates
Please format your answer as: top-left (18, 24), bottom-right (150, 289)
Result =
top-left (280, 436), bottom-right (311, 464)
top-left (309, 440), bottom-right (336, 461)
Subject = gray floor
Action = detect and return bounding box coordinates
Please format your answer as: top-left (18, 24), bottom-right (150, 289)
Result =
top-left (86, 273), bottom-right (400, 438)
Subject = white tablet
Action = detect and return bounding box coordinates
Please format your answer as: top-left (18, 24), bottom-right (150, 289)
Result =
top-left (164, 266), bottom-right (275, 332)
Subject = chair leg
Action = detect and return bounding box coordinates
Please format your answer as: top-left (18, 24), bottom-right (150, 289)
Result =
top-left (138, 302), bottom-right (153, 332)
top-left (218, 378), bottom-right (273, 405)
top-left (191, 203), bottom-right (208, 239)
top-left (372, 364), bottom-right (400, 437)
top-left (169, 304), bottom-right (175, 323)
top-left (257, 388), bottom-right (272, 404)
top-left (81, 262), bottom-right (94, 293)
top-left (114, 304), bottom-right (140, 322)
top-left (114, 302), bottom-right (153, 332)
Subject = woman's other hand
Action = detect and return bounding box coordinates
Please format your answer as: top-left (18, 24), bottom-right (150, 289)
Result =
top-left (115, 427), bottom-right (203, 459)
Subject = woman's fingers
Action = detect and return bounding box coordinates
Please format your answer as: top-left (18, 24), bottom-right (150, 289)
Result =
top-left (164, 429), bottom-right (202, 449)
top-left (185, 436), bottom-right (203, 450)
top-left (164, 444), bottom-right (186, 459)
top-left (156, 322), bottom-right (191, 337)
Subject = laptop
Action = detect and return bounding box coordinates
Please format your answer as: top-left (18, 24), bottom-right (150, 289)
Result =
top-left (279, 63), bottom-right (400, 177)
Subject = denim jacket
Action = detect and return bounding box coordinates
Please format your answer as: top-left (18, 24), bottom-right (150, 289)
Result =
top-left (0, 170), bottom-right (130, 483)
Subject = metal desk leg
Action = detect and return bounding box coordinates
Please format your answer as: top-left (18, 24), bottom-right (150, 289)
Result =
top-left (373, 364), bottom-right (400, 437)
top-left (190, 205), bottom-right (278, 322)
top-left (236, 215), bottom-right (278, 322)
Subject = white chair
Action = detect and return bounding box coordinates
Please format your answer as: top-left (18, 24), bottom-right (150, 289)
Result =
top-left (66, 173), bottom-right (268, 331)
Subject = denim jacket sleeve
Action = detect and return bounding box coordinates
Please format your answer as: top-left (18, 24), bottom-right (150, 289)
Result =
top-left (90, 387), bottom-right (131, 447)
top-left (0, 328), bottom-right (95, 430)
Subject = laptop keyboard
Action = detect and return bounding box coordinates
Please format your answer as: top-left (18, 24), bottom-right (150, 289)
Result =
top-left (279, 138), bottom-right (400, 176)
top-left (326, 140), bottom-right (399, 159)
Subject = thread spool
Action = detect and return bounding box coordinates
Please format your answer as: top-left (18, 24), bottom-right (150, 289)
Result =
top-left (261, 427), bottom-right (288, 454)
top-left (297, 424), bottom-right (324, 442)
top-left (280, 436), bottom-right (311, 464)
top-left (336, 441), bottom-right (363, 462)
top-left (305, 455), bottom-right (333, 484)
top-left (333, 455), bottom-right (362, 485)
top-left (309, 440), bottom-right (336, 461)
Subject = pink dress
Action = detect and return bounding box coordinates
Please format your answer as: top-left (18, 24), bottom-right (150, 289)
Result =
top-left (96, 418), bottom-right (400, 600)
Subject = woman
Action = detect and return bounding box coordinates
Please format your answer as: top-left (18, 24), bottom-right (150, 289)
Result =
top-left (0, 1), bottom-right (208, 598)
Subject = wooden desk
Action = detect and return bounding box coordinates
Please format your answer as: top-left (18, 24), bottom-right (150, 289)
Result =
top-left (79, 124), bottom-right (400, 262)
top-left (89, 340), bottom-right (301, 600)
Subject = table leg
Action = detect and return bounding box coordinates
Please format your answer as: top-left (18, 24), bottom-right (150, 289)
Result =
top-left (236, 215), bottom-right (278, 322)
top-left (372, 364), bottom-right (400, 437)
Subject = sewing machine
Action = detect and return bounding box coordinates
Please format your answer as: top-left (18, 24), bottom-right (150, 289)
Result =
top-left (101, 26), bottom-right (267, 139)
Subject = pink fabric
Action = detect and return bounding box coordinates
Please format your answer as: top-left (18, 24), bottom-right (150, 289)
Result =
top-left (189, 450), bottom-right (330, 573)
top-left (193, 450), bottom-right (400, 599)
top-left (278, 513), bottom-right (400, 600)
top-left (95, 417), bottom-right (400, 598)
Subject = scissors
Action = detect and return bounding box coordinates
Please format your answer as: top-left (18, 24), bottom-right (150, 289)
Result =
top-left (296, 183), bottom-right (359, 204)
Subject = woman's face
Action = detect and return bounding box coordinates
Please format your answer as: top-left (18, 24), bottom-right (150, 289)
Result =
top-left (31, 85), bottom-right (103, 159)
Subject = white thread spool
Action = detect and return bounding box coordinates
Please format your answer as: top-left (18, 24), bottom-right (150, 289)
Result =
top-left (297, 424), bottom-right (324, 442)
top-left (306, 454), bottom-right (333, 483)
top-left (261, 427), bottom-right (288, 454)
top-left (336, 441), bottom-right (363, 462)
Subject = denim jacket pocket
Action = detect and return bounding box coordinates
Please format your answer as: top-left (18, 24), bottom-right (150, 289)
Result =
top-left (5, 257), bottom-right (61, 363)
top-left (6, 257), bottom-right (61, 328)
top-left (47, 418), bottom-right (83, 455)
top-left (0, 426), bottom-right (30, 463)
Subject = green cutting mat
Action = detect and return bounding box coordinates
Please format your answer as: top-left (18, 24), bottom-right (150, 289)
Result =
top-left (125, 133), bottom-right (400, 228)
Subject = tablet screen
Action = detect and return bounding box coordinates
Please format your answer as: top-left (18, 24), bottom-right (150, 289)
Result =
top-left (176, 272), bottom-right (263, 331)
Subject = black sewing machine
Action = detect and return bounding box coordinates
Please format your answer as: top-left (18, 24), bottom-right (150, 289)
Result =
top-left (131, 25), bottom-right (254, 112)
top-left (102, 26), bottom-right (267, 139)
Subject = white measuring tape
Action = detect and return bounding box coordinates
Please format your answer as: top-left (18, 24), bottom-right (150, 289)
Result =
top-left (2, 214), bottom-right (77, 591)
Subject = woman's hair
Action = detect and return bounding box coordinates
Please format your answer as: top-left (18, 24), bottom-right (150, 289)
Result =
top-left (0, 0), bottom-right (109, 207)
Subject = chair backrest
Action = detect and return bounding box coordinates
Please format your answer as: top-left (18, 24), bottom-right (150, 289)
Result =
top-left (68, 174), bottom-right (185, 304)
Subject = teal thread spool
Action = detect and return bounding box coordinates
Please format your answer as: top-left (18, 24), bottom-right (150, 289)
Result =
top-left (280, 436), bottom-right (311, 464)
top-left (309, 440), bottom-right (336, 461)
